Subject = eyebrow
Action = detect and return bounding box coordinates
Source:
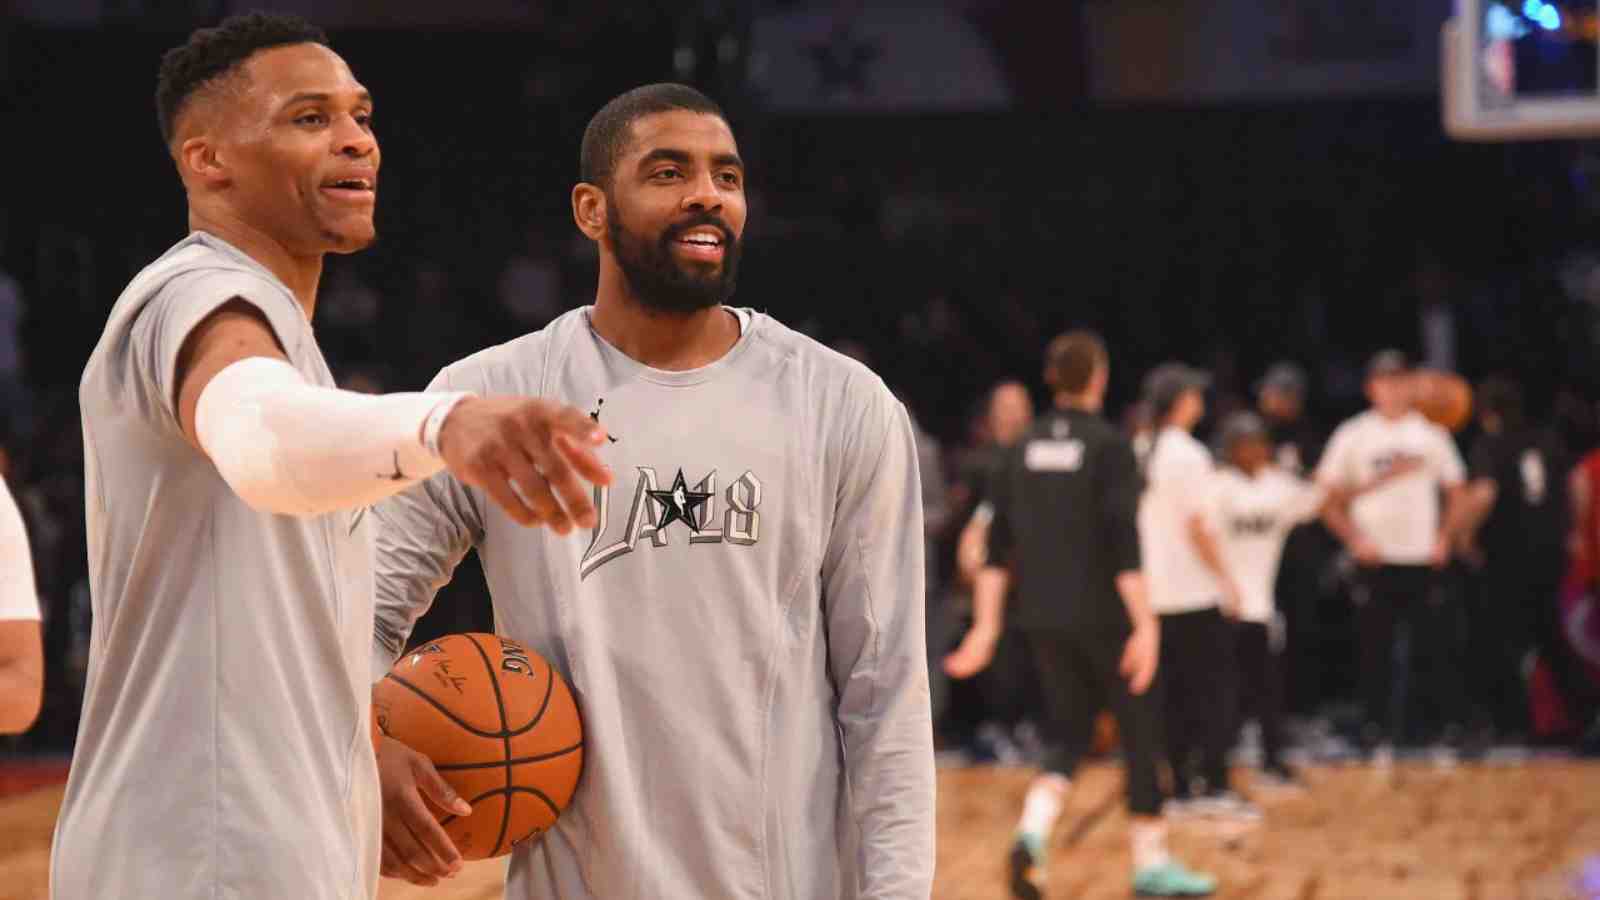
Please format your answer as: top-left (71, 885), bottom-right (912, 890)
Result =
top-left (281, 90), bottom-right (373, 109)
top-left (637, 147), bottom-right (745, 171)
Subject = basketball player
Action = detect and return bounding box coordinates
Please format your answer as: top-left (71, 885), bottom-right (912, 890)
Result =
top-left (370, 84), bottom-right (934, 898)
top-left (945, 333), bottom-right (1215, 898)
top-left (1315, 350), bottom-right (1469, 757)
top-left (1138, 363), bottom-right (1253, 819)
top-left (52, 15), bottom-right (611, 900)
top-left (0, 478), bottom-right (41, 734)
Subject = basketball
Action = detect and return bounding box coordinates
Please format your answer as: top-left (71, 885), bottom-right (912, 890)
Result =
top-left (372, 633), bottom-right (583, 860)
top-left (1412, 370), bottom-right (1473, 432)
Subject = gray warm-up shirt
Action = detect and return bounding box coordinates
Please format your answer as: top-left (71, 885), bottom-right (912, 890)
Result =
top-left (372, 307), bottom-right (934, 899)
top-left (54, 232), bottom-right (381, 900)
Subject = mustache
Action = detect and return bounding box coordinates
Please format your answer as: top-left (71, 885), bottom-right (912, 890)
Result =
top-left (661, 213), bottom-right (735, 245)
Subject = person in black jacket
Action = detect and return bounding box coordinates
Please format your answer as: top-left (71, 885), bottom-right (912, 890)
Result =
top-left (945, 331), bottom-right (1215, 898)
top-left (1461, 376), bottom-right (1571, 739)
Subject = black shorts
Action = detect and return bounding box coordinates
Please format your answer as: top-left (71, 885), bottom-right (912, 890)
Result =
top-left (1023, 626), bottom-right (1164, 816)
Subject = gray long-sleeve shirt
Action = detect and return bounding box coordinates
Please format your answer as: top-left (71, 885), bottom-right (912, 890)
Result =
top-left (372, 307), bottom-right (934, 900)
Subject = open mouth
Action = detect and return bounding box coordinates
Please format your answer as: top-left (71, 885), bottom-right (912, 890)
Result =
top-left (320, 175), bottom-right (376, 202)
top-left (673, 225), bottom-right (726, 260)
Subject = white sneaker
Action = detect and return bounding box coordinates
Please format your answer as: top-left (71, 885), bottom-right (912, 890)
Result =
top-left (1195, 791), bottom-right (1263, 824)
top-left (1369, 743), bottom-right (1395, 771)
top-left (1163, 798), bottom-right (1203, 820)
top-left (1429, 743), bottom-right (1460, 770)
top-left (1253, 767), bottom-right (1306, 793)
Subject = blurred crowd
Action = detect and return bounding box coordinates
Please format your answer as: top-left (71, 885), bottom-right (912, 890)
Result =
top-left (4, 210), bottom-right (1600, 762)
top-left (923, 356), bottom-right (1600, 770)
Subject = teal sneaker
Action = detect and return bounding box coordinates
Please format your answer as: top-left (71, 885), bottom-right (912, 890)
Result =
top-left (1007, 832), bottom-right (1047, 900)
top-left (1133, 859), bottom-right (1217, 896)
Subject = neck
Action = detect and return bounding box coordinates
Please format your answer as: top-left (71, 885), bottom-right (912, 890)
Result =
top-left (189, 207), bottom-right (323, 319)
top-left (588, 256), bottom-right (740, 370)
top-left (1376, 406), bottom-right (1408, 421)
top-left (1055, 392), bottom-right (1097, 413)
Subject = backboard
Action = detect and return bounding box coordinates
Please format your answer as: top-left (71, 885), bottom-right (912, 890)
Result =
top-left (1443, 0), bottom-right (1600, 140)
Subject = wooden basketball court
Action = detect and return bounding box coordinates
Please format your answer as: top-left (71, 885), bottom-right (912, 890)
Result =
top-left (3, 761), bottom-right (1597, 899)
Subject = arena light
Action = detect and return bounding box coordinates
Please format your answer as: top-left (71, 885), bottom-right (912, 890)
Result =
top-left (1488, 3), bottom-right (1532, 38)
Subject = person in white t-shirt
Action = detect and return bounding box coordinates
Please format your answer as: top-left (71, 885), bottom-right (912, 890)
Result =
top-left (1138, 363), bottom-right (1252, 818)
top-left (1212, 412), bottom-right (1416, 784)
top-left (0, 478), bottom-right (42, 734)
top-left (1315, 350), bottom-right (1469, 755)
top-left (1212, 413), bottom-right (1320, 785)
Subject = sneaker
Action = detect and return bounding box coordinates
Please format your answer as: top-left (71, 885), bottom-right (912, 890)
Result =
top-left (1193, 791), bottom-right (1263, 824)
top-left (1254, 765), bottom-right (1305, 793)
top-left (1163, 797), bottom-right (1202, 820)
top-left (1008, 833), bottom-right (1046, 900)
top-left (1012, 720), bottom-right (1047, 763)
top-left (977, 722), bottom-right (1025, 765)
top-left (1428, 742), bottom-right (1460, 770)
top-left (1133, 859), bottom-right (1217, 896)
top-left (1368, 742), bottom-right (1395, 770)
top-left (1577, 716), bottom-right (1600, 758)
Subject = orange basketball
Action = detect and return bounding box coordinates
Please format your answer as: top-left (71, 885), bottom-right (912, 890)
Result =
top-left (1412, 370), bottom-right (1473, 432)
top-left (373, 633), bottom-right (583, 860)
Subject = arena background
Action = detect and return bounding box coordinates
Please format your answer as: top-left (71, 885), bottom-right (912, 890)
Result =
top-left (3, 1), bottom-right (1600, 897)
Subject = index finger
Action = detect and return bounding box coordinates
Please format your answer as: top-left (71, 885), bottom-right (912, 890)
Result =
top-left (400, 789), bottom-right (463, 874)
top-left (535, 446), bottom-right (601, 530)
top-left (553, 431), bottom-right (615, 488)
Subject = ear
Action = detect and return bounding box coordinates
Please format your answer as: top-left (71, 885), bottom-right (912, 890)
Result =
top-left (178, 136), bottom-right (229, 188)
top-left (571, 182), bottom-right (607, 242)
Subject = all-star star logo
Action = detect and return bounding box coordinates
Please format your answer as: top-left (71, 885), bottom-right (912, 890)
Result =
top-left (647, 469), bottom-right (714, 533)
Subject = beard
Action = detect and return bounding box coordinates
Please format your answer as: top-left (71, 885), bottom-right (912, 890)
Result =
top-left (607, 199), bottom-right (741, 315)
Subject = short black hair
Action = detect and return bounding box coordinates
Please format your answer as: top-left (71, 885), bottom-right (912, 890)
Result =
top-left (580, 83), bottom-right (727, 186)
top-left (156, 12), bottom-right (329, 144)
top-left (1044, 330), bottom-right (1108, 394)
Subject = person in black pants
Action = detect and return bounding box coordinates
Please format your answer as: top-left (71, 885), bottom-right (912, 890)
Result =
top-left (946, 332), bottom-right (1215, 898)
top-left (1209, 412), bottom-right (1341, 785)
top-left (1137, 363), bottom-right (1257, 820)
top-left (1459, 376), bottom-right (1570, 741)
top-left (1316, 351), bottom-right (1470, 756)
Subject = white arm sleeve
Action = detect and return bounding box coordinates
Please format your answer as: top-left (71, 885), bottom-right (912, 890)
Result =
top-left (196, 356), bottom-right (470, 517)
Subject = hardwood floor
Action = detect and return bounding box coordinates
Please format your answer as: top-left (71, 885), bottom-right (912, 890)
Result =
top-left (4, 761), bottom-right (1597, 899)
